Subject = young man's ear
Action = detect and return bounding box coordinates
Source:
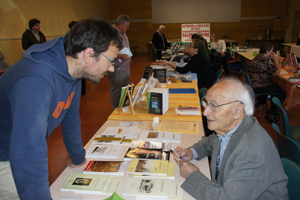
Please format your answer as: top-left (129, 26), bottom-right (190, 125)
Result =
top-left (82, 48), bottom-right (95, 64)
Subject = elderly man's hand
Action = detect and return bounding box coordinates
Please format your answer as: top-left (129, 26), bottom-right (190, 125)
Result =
top-left (173, 147), bottom-right (194, 161)
top-left (177, 160), bottom-right (199, 179)
top-left (221, 52), bottom-right (226, 57)
top-left (66, 158), bottom-right (87, 168)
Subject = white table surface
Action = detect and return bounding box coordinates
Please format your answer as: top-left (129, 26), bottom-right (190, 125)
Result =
top-left (50, 120), bottom-right (210, 200)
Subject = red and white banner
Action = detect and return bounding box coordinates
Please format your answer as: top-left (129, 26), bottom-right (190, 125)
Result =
top-left (181, 23), bottom-right (210, 42)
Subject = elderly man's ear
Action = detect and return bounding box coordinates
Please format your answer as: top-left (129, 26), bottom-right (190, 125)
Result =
top-left (233, 104), bottom-right (245, 119)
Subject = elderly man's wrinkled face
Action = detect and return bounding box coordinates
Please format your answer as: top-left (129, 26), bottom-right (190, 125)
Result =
top-left (203, 82), bottom-right (242, 136)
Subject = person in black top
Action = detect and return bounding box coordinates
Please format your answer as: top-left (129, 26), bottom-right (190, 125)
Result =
top-left (162, 39), bottom-right (214, 90)
top-left (22, 19), bottom-right (47, 50)
top-left (152, 25), bottom-right (171, 59)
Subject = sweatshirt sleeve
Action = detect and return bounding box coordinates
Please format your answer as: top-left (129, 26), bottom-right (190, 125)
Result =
top-left (61, 81), bottom-right (85, 165)
top-left (9, 76), bottom-right (53, 200)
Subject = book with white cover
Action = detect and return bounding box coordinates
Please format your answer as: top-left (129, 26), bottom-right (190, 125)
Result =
top-left (138, 131), bottom-right (172, 142)
top-left (83, 160), bottom-right (129, 175)
top-left (122, 177), bottom-right (170, 198)
top-left (134, 162), bottom-right (175, 179)
top-left (168, 181), bottom-right (184, 199)
top-left (131, 141), bottom-right (163, 149)
top-left (170, 132), bottom-right (181, 143)
top-left (60, 173), bottom-right (109, 194)
top-left (86, 145), bottom-right (123, 159)
top-left (126, 159), bottom-right (169, 176)
top-left (101, 127), bottom-right (134, 137)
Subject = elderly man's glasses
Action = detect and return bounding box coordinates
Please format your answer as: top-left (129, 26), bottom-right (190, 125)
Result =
top-left (202, 100), bottom-right (244, 111)
top-left (100, 53), bottom-right (115, 66)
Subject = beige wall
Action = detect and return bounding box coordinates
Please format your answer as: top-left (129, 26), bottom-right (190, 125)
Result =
top-left (0, 0), bottom-right (110, 65)
top-left (110, 0), bottom-right (288, 53)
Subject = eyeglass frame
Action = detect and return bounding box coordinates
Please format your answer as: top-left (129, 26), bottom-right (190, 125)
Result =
top-left (123, 23), bottom-right (130, 29)
top-left (202, 100), bottom-right (244, 112)
top-left (100, 53), bottom-right (115, 66)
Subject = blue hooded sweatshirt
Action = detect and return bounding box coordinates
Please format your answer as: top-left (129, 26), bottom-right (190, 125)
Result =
top-left (0, 37), bottom-right (85, 199)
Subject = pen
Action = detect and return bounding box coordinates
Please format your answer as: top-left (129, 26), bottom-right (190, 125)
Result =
top-left (170, 149), bottom-right (185, 160)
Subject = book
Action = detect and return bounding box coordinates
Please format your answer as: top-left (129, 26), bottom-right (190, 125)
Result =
top-left (131, 141), bottom-right (163, 149)
top-left (86, 145), bottom-right (123, 159)
top-left (142, 66), bottom-right (153, 80)
top-left (153, 67), bottom-right (167, 83)
top-left (126, 159), bottom-right (169, 176)
top-left (92, 135), bottom-right (133, 146)
top-left (134, 162), bottom-right (175, 179)
top-left (169, 88), bottom-right (196, 94)
top-left (122, 177), bottom-right (170, 198)
top-left (61, 173), bottom-right (122, 194)
top-left (170, 132), bottom-right (181, 143)
top-left (118, 85), bottom-right (134, 108)
top-left (158, 121), bottom-right (199, 134)
top-left (138, 131), bottom-right (172, 142)
top-left (124, 148), bottom-right (170, 161)
top-left (101, 127), bottom-right (135, 137)
top-left (83, 161), bottom-right (129, 175)
top-left (147, 88), bottom-right (169, 115)
top-left (175, 107), bottom-right (201, 115)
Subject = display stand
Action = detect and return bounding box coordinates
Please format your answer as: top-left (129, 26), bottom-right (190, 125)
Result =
top-left (118, 84), bottom-right (135, 116)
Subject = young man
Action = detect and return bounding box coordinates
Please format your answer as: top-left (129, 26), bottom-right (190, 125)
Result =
top-left (0, 18), bottom-right (122, 200)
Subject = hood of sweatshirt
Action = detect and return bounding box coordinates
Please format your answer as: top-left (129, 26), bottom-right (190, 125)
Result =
top-left (23, 37), bottom-right (76, 84)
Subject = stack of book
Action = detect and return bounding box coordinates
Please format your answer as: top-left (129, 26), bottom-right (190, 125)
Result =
top-left (61, 173), bottom-right (123, 195)
top-left (122, 177), bottom-right (183, 199)
top-left (83, 160), bottom-right (129, 175)
top-left (86, 145), bottom-right (124, 159)
top-left (175, 107), bottom-right (201, 115)
top-left (126, 159), bottom-right (175, 179)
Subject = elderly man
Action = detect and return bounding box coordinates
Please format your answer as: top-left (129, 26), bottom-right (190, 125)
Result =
top-left (109, 14), bottom-right (132, 109)
top-left (173, 78), bottom-right (288, 200)
top-left (0, 18), bottom-right (122, 200)
top-left (22, 18), bottom-right (47, 50)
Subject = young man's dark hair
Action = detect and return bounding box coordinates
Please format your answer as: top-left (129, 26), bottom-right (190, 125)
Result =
top-left (29, 18), bottom-right (40, 29)
top-left (64, 18), bottom-right (123, 59)
top-left (259, 42), bottom-right (274, 54)
top-left (68, 21), bottom-right (77, 29)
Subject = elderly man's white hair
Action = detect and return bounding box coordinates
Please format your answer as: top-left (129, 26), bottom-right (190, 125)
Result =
top-left (217, 77), bottom-right (255, 116)
top-left (158, 25), bottom-right (166, 30)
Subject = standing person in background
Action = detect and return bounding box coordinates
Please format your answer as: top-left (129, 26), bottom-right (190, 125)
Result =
top-left (108, 14), bottom-right (132, 109)
top-left (0, 18), bottom-right (122, 200)
top-left (210, 33), bottom-right (228, 74)
top-left (22, 19), bottom-right (47, 50)
top-left (152, 25), bottom-right (171, 59)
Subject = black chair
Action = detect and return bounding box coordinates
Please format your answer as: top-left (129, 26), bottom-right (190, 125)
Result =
top-left (272, 97), bottom-right (300, 143)
top-left (281, 158), bottom-right (300, 200)
top-left (272, 123), bottom-right (300, 166)
top-left (199, 87), bottom-right (208, 107)
top-left (215, 69), bottom-right (224, 81)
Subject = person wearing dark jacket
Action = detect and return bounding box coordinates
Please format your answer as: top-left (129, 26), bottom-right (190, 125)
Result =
top-left (21, 19), bottom-right (47, 50)
top-left (152, 25), bottom-right (171, 59)
top-left (163, 39), bottom-right (215, 90)
top-left (0, 18), bottom-right (122, 200)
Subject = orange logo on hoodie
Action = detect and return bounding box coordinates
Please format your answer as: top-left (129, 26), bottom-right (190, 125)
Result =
top-left (53, 92), bottom-right (75, 118)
